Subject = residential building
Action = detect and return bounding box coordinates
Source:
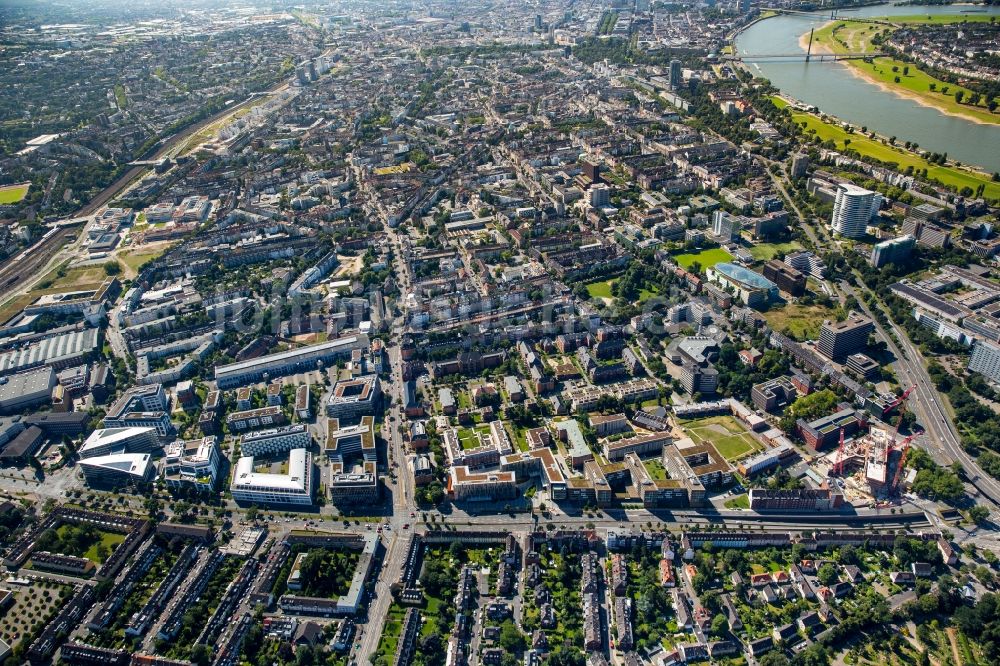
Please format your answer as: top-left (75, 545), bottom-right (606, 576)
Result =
top-left (214, 335), bottom-right (368, 389)
top-left (831, 183), bottom-right (881, 238)
top-left (870, 235), bottom-right (915, 268)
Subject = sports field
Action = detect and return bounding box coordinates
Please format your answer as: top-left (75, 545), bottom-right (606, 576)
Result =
top-left (681, 415), bottom-right (762, 461)
top-left (0, 183), bottom-right (29, 204)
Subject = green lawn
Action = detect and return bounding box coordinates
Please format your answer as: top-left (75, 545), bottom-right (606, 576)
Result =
top-left (786, 107), bottom-right (1000, 201)
top-left (53, 524), bottom-right (126, 564)
top-left (114, 84), bottom-right (128, 109)
top-left (86, 532), bottom-right (125, 563)
top-left (639, 286), bottom-right (661, 302)
top-left (712, 434), bottom-right (758, 461)
top-left (672, 247), bottom-right (733, 271)
top-left (586, 279), bottom-right (660, 302)
top-left (749, 241), bottom-right (803, 261)
top-left (762, 302), bottom-right (838, 341)
top-left (0, 183), bottom-right (29, 204)
top-left (725, 494), bottom-right (750, 510)
top-left (812, 18), bottom-right (1000, 126)
top-left (119, 246), bottom-right (171, 275)
top-left (643, 458), bottom-right (668, 481)
top-left (585, 279), bottom-right (614, 299)
top-left (682, 415), bottom-right (761, 461)
top-left (456, 428), bottom-right (480, 450)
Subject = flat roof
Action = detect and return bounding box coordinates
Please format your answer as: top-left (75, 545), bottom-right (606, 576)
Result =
top-left (233, 448), bottom-right (311, 492)
top-left (0, 367), bottom-right (54, 402)
top-left (215, 335), bottom-right (366, 378)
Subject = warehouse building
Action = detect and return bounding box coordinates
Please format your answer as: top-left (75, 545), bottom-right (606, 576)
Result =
top-left (0, 367), bottom-right (56, 413)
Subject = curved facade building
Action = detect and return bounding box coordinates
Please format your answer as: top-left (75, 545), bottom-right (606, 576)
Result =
top-left (707, 262), bottom-right (778, 308)
top-left (832, 183), bottom-right (881, 239)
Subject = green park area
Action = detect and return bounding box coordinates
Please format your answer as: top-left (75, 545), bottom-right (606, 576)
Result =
top-left (275, 547), bottom-right (360, 599)
top-left (0, 258), bottom-right (122, 326)
top-left (0, 183), bottom-right (30, 204)
top-left (775, 99), bottom-right (1000, 201)
top-left (748, 241), bottom-right (803, 261)
top-left (39, 522), bottom-right (126, 564)
top-left (680, 414), bottom-right (762, 461)
top-left (585, 278), bottom-right (661, 302)
top-left (763, 302), bottom-right (838, 341)
top-left (724, 494), bottom-right (750, 510)
top-left (585, 279), bottom-right (614, 299)
top-left (672, 247), bottom-right (733, 272)
top-left (811, 16), bottom-right (1000, 126)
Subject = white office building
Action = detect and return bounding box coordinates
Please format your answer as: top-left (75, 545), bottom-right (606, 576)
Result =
top-left (969, 339), bottom-right (1000, 384)
top-left (80, 453), bottom-right (154, 486)
top-left (831, 183), bottom-right (881, 239)
top-left (80, 427), bottom-right (159, 459)
top-left (231, 448), bottom-right (314, 506)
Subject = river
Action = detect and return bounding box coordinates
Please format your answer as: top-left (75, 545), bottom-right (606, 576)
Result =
top-left (734, 4), bottom-right (1000, 173)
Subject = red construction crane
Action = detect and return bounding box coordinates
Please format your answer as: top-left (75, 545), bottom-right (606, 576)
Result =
top-left (890, 430), bottom-right (922, 494)
top-left (833, 425), bottom-right (846, 476)
top-left (883, 384), bottom-right (917, 417)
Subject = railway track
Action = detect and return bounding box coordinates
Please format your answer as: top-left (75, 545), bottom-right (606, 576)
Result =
top-left (0, 79), bottom-right (292, 320)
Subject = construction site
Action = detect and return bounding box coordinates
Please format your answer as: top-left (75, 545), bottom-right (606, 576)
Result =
top-left (809, 386), bottom-right (921, 506)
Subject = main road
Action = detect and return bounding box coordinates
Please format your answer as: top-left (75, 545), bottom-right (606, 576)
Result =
top-left (762, 153), bottom-right (1000, 512)
top-left (840, 280), bottom-right (1000, 511)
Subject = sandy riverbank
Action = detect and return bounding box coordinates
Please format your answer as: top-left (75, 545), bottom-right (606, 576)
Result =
top-left (797, 21), bottom-right (999, 126)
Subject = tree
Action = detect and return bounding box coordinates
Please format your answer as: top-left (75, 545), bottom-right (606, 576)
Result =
top-left (968, 504), bottom-right (990, 525)
top-left (190, 644), bottom-right (211, 666)
top-left (499, 620), bottom-right (526, 653)
top-left (759, 652), bottom-right (791, 666)
top-left (956, 90), bottom-right (965, 104)
top-left (816, 562), bottom-right (838, 586)
top-left (543, 647), bottom-right (585, 666)
top-left (104, 261), bottom-right (121, 276)
top-left (710, 613), bottom-right (728, 637)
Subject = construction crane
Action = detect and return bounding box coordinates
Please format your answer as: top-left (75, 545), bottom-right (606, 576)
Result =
top-left (890, 430), bottom-right (922, 494)
top-left (833, 426), bottom-right (846, 476)
top-left (883, 384), bottom-right (917, 417)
